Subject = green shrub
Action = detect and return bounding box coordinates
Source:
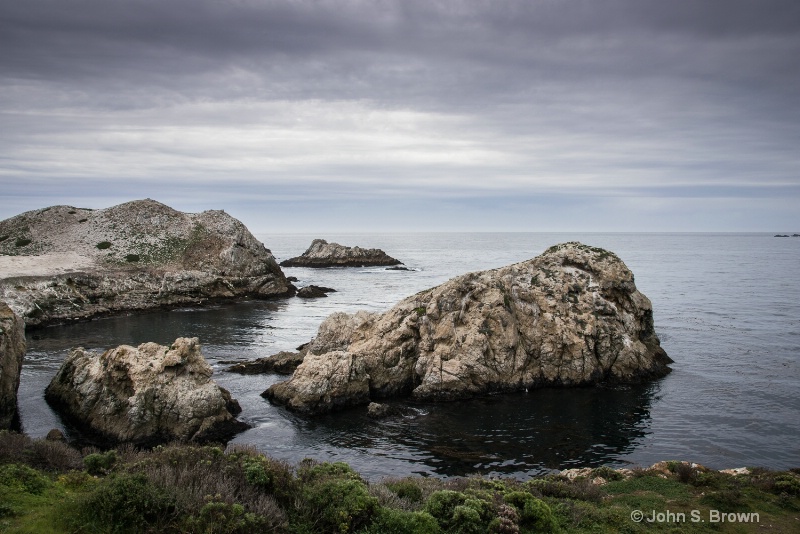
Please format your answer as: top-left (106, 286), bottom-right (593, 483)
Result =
top-left (386, 479), bottom-right (424, 502)
top-left (362, 508), bottom-right (441, 534)
top-left (184, 498), bottom-right (273, 534)
top-left (0, 235), bottom-right (8, 243)
top-left (296, 461), bottom-right (378, 533)
top-left (125, 254), bottom-right (140, 263)
top-left (83, 450), bottom-right (117, 475)
top-left (96, 241), bottom-right (112, 250)
top-left (70, 473), bottom-right (177, 533)
top-left (774, 473), bottom-right (800, 496)
top-left (424, 490), bottom-right (494, 533)
top-left (504, 491), bottom-right (556, 532)
top-left (14, 238), bottom-right (31, 247)
top-left (0, 463), bottom-right (51, 495)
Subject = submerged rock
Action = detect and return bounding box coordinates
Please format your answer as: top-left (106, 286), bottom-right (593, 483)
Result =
top-left (265, 242), bottom-right (672, 415)
top-left (0, 199), bottom-right (294, 327)
top-left (280, 239), bottom-right (402, 268)
top-left (297, 285), bottom-right (337, 299)
top-left (45, 337), bottom-right (249, 446)
top-left (225, 350), bottom-right (306, 375)
top-left (0, 302), bottom-right (25, 429)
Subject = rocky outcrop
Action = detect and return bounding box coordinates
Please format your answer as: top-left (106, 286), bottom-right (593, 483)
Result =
top-left (297, 285), bottom-right (337, 299)
top-left (279, 239), bottom-right (402, 268)
top-left (264, 242), bottom-right (672, 414)
top-left (0, 199), bottom-right (294, 327)
top-left (0, 302), bottom-right (25, 429)
top-left (225, 350), bottom-right (306, 375)
top-left (45, 337), bottom-right (249, 446)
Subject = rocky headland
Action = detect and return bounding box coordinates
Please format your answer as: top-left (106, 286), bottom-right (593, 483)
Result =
top-left (265, 242), bottom-right (672, 414)
top-left (0, 302), bottom-right (26, 429)
top-left (279, 239), bottom-right (402, 268)
top-left (45, 337), bottom-right (249, 446)
top-left (0, 199), bottom-right (295, 327)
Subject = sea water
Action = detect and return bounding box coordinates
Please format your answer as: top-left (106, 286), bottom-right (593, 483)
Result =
top-left (18, 233), bottom-right (800, 479)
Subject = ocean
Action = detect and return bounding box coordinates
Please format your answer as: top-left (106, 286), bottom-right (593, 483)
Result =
top-left (17, 233), bottom-right (800, 479)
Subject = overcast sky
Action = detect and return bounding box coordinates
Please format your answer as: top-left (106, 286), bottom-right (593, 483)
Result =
top-left (1, 0), bottom-right (799, 232)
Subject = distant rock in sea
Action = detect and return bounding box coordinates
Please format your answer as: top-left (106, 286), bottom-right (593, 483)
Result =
top-left (265, 242), bottom-right (672, 415)
top-left (279, 239), bottom-right (402, 268)
top-left (0, 302), bottom-right (25, 429)
top-left (297, 285), bottom-right (337, 299)
top-left (45, 337), bottom-right (249, 446)
top-left (0, 199), bottom-right (294, 327)
top-left (226, 349), bottom-right (306, 375)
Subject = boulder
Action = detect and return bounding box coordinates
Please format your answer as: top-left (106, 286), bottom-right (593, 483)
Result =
top-left (0, 199), bottom-right (294, 327)
top-left (280, 239), bottom-right (402, 267)
top-left (45, 337), bottom-right (249, 446)
top-left (297, 285), bottom-right (337, 299)
top-left (225, 350), bottom-right (306, 375)
top-left (264, 242), bottom-right (672, 414)
top-left (0, 302), bottom-right (26, 429)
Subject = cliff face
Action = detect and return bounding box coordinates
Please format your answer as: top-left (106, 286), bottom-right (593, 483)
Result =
top-left (265, 242), bottom-right (672, 414)
top-left (280, 239), bottom-right (402, 267)
top-left (0, 199), bottom-right (294, 326)
top-left (0, 302), bottom-right (25, 429)
top-left (45, 337), bottom-right (249, 446)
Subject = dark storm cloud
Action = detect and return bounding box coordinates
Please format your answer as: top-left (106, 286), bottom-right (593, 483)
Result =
top-left (1, 0), bottom-right (799, 230)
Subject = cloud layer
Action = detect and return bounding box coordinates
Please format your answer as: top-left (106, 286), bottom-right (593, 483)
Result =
top-left (2, 0), bottom-right (799, 231)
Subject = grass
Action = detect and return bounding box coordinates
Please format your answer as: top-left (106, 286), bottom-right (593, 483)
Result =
top-left (0, 431), bottom-right (798, 533)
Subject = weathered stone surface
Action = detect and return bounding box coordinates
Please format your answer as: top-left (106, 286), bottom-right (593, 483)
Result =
top-left (297, 285), bottom-right (337, 299)
top-left (0, 302), bottom-right (26, 429)
top-left (265, 242), bottom-right (672, 414)
top-left (0, 199), bottom-right (294, 327)
top-left (280, 239), bottom-right (402, 267)
top-left (45, 337), bottom-right (249, 446)
top-left (226, 350), bottom-right (306, 375)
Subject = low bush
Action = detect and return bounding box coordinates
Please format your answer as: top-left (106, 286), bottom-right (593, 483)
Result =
top-left (125, 254), bottom-right (140, 262)
top-left (96, 241), bottom-right (112, 250)
top-left (0, 463), bottom-right (51, 495)
top-left (14, 238), bottom-right (31, 247)
top-left (83, 450), bottom-right (117, 475)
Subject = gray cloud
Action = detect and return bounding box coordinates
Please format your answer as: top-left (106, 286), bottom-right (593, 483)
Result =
top-left (1, 0), bottom-right (799, 230)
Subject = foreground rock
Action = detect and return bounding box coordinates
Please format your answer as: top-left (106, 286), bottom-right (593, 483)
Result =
top-left (45, 337), bottom-right (249, 445)
top-left (0, 302), bottom-right (25, 429)
top-left (0, 199), bottom-right (294, 327)
top-left (265, 242), bottom-right (672, 414)
top-left (280, 239), bottom-right (402, 267)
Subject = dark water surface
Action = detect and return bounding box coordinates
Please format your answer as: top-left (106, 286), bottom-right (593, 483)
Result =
top-left (19, 233), bottom-right (800, 479)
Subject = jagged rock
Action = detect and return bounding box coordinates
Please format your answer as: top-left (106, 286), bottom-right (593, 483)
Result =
top-left (226, 350), bottom-right (306, 375)
top-left (280, 239), bottom-right (402, 267)
top-left (386, 266), bottom-right (411, 271)
top-left (264, 242), bottom-right (672, 415)
top-left (366, 402), bottom-right (404, 418)
top-left (0, 199), bottom-right (294, 327)
top-left (0, 302), bottom-right (25, 429)
top-left (45, 337), bottom-right (249, 446)
top-left (297, 285), bottom-right (337, 299)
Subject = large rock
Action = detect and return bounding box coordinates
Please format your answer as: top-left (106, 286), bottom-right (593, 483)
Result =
top-left (264, 242), bottom-right (672, 414)
top-left (0, 199), bottom-right (294, 327)
top-left (0, 302), bottom-right (25, 429)
top-left (45, 337), bottom-right (249, 445)
top-left (280, 239), bottom-right (402, 267)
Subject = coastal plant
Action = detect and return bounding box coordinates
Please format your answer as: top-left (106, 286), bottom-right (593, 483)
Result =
top-left (125, 253), bottom-right (140, 263)
top-left (14, 237), bottom-right (31, 247)
top-left (424, 490), bottom-right (495, 533)
top-left (0, 463), bottom-right (52, 495)
top-left (69, 472), bottom-right (178, 533)
top-left (503, 491), bottom-right (556, 533)
top-left (83, 450), bottom-right (117, 475)
top-left (183, 497), bottom-right (274, 534)
top-left (96, 241), bottom-right (112, 250)
top-left (361, 507), bottom-right (441, 534)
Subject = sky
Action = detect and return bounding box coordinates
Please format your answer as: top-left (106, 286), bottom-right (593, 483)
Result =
top-left (1, 0), bottom-right (799, 232)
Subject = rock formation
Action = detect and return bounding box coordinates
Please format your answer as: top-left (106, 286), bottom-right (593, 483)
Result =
top-left (297, 285), bottom-right (337, 299)
top-left (0, 199), bottom-right (294, 327)
top-left (0, 302), bottom-right (26, 429)
top-left (265, 242), bottom-right (672, 415)
top-left (225, 350), bottom-right (306, 375)
top-left (279, 239), bottom-right (402, 268)
top-left (45, 337), bottom-right (249, 445)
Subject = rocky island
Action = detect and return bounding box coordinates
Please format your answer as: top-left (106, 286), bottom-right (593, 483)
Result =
top-left (279, 238), bottom-right (402, 267)
top-left (265, 242), bottom-right (672, 414)
top-left (0, 199), bottom-right (295, 327)
top-left (45, 337), bottom-right (248, 446)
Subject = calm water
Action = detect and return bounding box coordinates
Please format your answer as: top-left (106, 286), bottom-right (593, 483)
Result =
top-left (18, 233), bottom-right (800, 479)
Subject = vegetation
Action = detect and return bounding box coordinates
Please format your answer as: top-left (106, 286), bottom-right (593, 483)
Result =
top-left (14, 238), bottom-right (31, 248)
top-left (95, 241), bottom-right (112, 250)
top-left (0, 431), bottom-right (798, 533)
